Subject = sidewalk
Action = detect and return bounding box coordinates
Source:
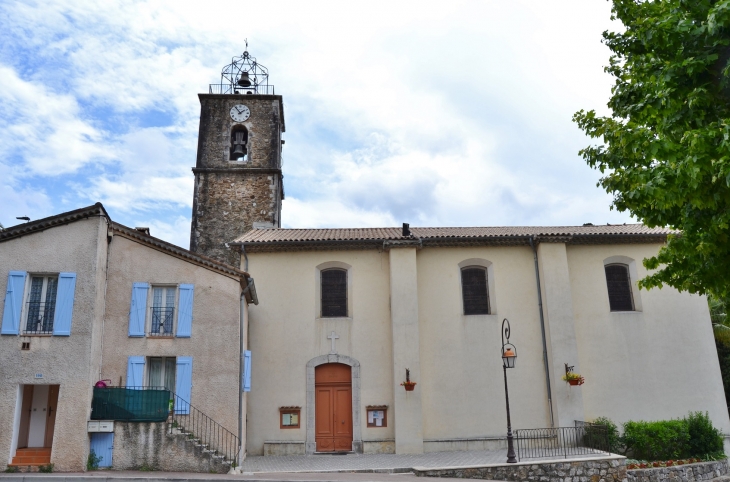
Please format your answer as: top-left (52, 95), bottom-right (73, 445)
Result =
top-left (0, 471), bottom-right (463, 482)
top-left (237, 450), bottom-right (511, 473)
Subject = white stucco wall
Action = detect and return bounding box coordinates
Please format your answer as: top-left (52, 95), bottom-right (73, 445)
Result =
top-left (244, 240), bottom-right (729, 456)
top-left (417, 245), bottom-right (553, 443)
top-left (0, 217), bottom-right (108, 471)
top-left (245, 249), bottom-right (394, 455)
top-left (100, 233), bottom-right (243, 435)
top-left (567, 244), bottom-right (730, 434)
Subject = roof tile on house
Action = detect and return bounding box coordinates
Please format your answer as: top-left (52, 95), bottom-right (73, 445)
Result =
top-left (233, 224), bottom-right (673, 245)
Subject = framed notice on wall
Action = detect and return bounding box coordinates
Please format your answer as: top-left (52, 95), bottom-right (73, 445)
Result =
top-left (366, 406), bottom-right (387, 428)
top-left (279, 407), bottom-right (300, 429)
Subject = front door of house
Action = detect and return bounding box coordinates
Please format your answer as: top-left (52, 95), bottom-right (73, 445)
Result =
top-left (315, 363), bottom-right (352, 452)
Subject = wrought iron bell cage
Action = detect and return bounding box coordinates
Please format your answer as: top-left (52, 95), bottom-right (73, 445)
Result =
top-left (209, 49), bottom-right (275, 95)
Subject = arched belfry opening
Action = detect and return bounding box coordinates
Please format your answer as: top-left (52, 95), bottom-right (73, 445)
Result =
top-left (230, 125), bottom-right (248, 161)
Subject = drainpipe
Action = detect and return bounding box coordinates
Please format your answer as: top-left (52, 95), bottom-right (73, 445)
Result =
top-left (530, 236), bottom-right (555, 428)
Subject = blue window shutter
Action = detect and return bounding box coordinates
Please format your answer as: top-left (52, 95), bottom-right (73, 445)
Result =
top-left (128, 283), bottom-right (149, 337)
top-left (126, 356), bottom-right (145, 388)
top-left (243, 350), bottom-right (252, 392)
top-left (176, 284), bottom-right (194, 338)
top-left (1, 271), bottom-right (26, 335)
top-left (175, 356), bottom-right (193, 414)
top-left (52, 272), bottom-right (76, 336)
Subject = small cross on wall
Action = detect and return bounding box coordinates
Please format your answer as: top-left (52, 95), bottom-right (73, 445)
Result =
top-left (327, 331), bottom-right (339, 354)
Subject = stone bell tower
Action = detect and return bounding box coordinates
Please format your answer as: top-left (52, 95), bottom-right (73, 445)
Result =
top-left (190, 49), bottom-right (285, 267)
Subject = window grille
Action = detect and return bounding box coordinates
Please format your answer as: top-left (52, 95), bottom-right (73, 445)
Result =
top-left (461, 267), bottom-right (490, 315)
top-left (605, 264), bottom-right (634, 311)
top-left (321, 269), bottom-right (347, 317)
top-left (25, 276), bottom-right (58, 334)
top-left (149, 286), bottom-right (175, 335)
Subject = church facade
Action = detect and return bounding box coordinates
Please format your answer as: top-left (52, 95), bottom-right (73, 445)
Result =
top-left (229, 227), bottom-right (729, 456)
top-left (186, 51), bottom-right (730, 458)
top-left (183, 51), bottom-right (730, 458)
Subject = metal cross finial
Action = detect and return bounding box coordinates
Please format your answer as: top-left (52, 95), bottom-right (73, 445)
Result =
top-left (327, 331), bottom-right (339, 354)
top-left (244, 38), bottom-right (248, 52)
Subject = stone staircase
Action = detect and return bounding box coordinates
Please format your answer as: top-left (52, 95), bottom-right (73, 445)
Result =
top-left (167, 424), bottom-right (233, 473)
top-left (8, 448), bottom-right (51, 467)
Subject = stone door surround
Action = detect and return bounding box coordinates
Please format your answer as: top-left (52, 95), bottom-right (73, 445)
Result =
top-left (306, 354), bottom-right (362, 454)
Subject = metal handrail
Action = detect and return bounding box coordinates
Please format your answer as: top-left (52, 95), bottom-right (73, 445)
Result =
top-left (168, 389), bottom-right (239, 466)
top-left (515, 421), bottom-right (610, 460)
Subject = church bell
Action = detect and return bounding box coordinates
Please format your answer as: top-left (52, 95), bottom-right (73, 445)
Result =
top-left (232, 144), bottom-right (246, 156)
top-left (237, 72), bottom-right (252, 87)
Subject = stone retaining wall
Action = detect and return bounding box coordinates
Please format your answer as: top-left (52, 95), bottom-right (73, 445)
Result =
top-left (626, 459), bottom-right (728, 482)
top-left (414, 456), bottom-right (626, 482)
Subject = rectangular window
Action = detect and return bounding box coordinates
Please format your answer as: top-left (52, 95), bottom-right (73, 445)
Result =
top-left (321, 269), bottom-right (347, 317)
top-left (148, 356), bottom-right (176, 390)
top-left (461, 267), bottom-right (490, 315)
top-left (605, 264), bottom-right (634, 311)
top-left (150, 286), bottom-right (176, 336)
top-left (24, 276), bottom-right (58, 334)
top-left (366, 406), bottom-right (388, 427)
top-left (280, 407), bottom-right (301, 429)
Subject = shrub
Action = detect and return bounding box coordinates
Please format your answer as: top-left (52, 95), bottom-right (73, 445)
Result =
top-left (4, 467), bottom-right (19, 473)
top-left (686, 412), bottom-right (724, 457)
top-left (38, 464), bottom-right (54, 473)
top-left (622, 419), bottom-right (690, 460)
top-left (592, 416), bottom-right (624, 454)
top-left (87, 449), bottom-right (103, 471)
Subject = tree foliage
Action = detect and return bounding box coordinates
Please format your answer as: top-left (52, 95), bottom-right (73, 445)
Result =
top-left (574, 0), bottom-right (730, 298)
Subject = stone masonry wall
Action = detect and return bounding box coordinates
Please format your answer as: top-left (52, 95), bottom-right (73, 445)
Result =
top-left (626, 459), bottom-right (728, 482)
top-left (190, 94), bottom-right (284, 266)
top-left (415, 457), bottom-right (626, 482)
top-left (191, 171), bottom-right (280, 266)
top-left (111, 422), bottom-right (231, 473)
top-left (196, 95), bottom-right (282, 170)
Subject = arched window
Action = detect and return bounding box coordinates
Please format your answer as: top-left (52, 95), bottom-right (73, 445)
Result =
top-left (604, 263), bottom-right (634, 311)
top-left (321, 268), bottom-right (347, 317)
top-left (461, 266), bottom-right (490, 315)
top-left (230, 125), bottom-right (248, 161)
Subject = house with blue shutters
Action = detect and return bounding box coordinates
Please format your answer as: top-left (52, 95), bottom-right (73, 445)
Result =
top-left (0, 204), bottom-right (256, 472)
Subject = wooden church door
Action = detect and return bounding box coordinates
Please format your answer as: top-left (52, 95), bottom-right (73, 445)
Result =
top-left (315, 363), bottom-right (352, 452)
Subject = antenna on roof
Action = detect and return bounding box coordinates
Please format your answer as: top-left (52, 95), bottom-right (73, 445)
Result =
top-left (16, 216), bottom-right (30, 223)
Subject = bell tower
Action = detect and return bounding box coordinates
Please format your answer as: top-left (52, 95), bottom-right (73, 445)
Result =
top-left (190, 49), bottom-right (285, 267)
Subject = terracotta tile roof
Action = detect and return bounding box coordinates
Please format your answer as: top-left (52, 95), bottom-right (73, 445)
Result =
top-left (233, 224), bottom-right (673, 245)
top-left (0, 203), bottom-right (109, 242)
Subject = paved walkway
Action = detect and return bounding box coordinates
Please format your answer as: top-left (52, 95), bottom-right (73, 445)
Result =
top-left (0, 472), bottom-right (464, 482)
top-left (239, 450), bottom-right (525, 473)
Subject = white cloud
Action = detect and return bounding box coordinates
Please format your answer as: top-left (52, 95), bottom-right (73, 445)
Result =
top-left (0, 0), bottom-right (634, 246)
top-left (0, 66), bottom-right (111, 174)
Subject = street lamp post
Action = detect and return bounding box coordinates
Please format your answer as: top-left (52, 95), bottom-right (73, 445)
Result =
top-left (501, 318), bottom-right (517, 464)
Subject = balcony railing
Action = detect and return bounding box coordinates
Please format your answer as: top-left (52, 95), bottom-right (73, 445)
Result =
top-left (515, 421), bottom-right (610, 460)
top-left (24, 301), bottom-right (55, 334)
top-left (91, 386), bottom-right (239, 465)
top-left (208, 83), bottom-right (275, 95)
top-left (149, 307), bottom-right (174, 336)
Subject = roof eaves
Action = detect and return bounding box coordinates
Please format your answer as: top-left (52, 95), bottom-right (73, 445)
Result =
top-left (111, 222), bottom-right (249, 280)
top-left (0, 203), bottom-right (109, 243)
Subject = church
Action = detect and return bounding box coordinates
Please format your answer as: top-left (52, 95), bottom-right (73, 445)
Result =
top-left (0, 49), bottom-right (728, 471)
top-left (188, 51), bottom-right (730, 457)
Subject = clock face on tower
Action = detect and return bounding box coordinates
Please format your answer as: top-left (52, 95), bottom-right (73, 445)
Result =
top-left (230, 104), bottom-right (250, 122)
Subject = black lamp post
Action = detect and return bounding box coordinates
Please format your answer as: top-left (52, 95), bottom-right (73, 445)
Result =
top-left (501, 317), bottom-right (517, 463)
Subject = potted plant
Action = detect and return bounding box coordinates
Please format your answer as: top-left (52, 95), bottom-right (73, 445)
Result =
top-left (562, 372), bottom-right (585, 386)
top-left (401, 368), bottom-right (417, 391)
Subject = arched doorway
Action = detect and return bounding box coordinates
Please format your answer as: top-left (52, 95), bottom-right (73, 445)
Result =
top-left (315, 363), bottom-right (352, 452)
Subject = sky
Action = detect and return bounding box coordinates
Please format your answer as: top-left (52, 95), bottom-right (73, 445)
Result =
top-left (0, 0), bottom-right (629, 249)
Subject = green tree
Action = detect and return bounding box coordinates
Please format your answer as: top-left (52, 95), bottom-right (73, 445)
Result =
top-left (574, 0), bottom-right (730, 298)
